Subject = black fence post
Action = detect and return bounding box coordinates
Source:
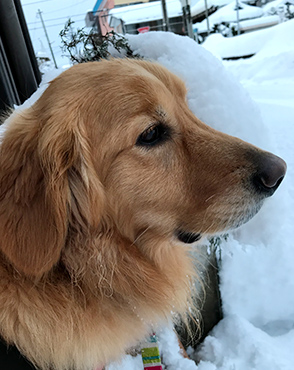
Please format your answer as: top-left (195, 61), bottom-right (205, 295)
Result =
top-left (14, 0), bottom-right (42, 86)
top-left (0, 37), bottom-right (21, 112)
top-left (0, 0), bottom-right (40, 110)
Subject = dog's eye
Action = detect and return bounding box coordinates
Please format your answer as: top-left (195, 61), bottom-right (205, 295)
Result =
top-left (136, 124), bottom-right (169, 147)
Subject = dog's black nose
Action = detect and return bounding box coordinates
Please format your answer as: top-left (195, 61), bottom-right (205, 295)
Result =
top-left (253, 153), bottom-right (287, 196)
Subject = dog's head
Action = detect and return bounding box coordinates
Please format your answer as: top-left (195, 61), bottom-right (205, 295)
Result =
top-left (0, 59), bottom-right (286, 278)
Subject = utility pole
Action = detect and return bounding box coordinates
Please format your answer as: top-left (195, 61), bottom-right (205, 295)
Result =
top-left (161, 0), bottom-right (170, 31)
top-left (180, 0), bottom-right (194, 39)
top-left (204, 0), bottom-right (210, 36)
top-left (236, 0), bottom-right (241, 35)
top-left (37, 9), bottom-right (58, 69)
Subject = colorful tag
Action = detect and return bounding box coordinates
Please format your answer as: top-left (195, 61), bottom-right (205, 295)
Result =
top-left (141, 332), bottom-right (163, 370)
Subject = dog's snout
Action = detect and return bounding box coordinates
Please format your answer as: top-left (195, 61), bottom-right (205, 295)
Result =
top-left (253, 153), bottom-right (287, 196)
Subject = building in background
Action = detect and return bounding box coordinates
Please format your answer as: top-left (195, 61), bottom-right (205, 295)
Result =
top-left (85, 0), bottom-right (115, 35)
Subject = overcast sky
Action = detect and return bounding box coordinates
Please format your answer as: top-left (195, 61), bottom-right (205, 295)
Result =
top-left (21, 0), bottom-right (96, 66)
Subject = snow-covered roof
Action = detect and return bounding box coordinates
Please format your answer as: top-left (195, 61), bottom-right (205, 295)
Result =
top-left (194, 1), bottom-right (264, 31)
top-left (109, 0), bottom-right (234, 25)
top-left (202, 15), bottom-right (280, 58)
top-left (239, 14), bottom-right (279, 31)
top-left (190, 0), bottom-right (232, 15)
top-left (109, 0), bottom-right (182, 25)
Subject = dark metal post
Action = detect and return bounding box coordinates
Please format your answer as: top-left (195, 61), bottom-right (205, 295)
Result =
top-left (0, 0), bottom-right (38, 104)
top-left (161, 0), bottom-right (170, 31)
top-left (236, 0), bottom-right (241, 35)
top-left (0, 38), bottom-right (21, 111)
top-left (14, 0), bottom-right (42, 85)
top-left (204, 0), bottom-right (210, 36)
top-left (181, 0), bottom-right (194, 39)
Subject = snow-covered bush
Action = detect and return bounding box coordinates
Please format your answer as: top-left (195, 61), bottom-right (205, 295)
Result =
top-left (59, 20), bottom-right (136, 63)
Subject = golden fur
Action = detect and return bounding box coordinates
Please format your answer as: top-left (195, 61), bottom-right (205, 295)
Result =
top-left (0, 59), bottom-right (285, 369)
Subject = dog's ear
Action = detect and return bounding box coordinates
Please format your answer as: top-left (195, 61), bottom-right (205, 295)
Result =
top-left (0, 108), bottom-right (104, 278)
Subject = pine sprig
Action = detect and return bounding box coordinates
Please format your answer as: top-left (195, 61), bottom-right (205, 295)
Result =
top-left (59, 19), bottom-right (136, 63)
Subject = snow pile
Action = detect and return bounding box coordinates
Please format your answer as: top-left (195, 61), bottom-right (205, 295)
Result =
top-left (127, 31), bottom-right (268, 149)
top-left (197, 315), bottom-right (294, 370)
top-left (197, 19), bottom-right (294, 370)
top-left (194, 1), bottom-right (264, 33)
top-left (204, 19), bottom-right (294, 83)
top-left (202, 21), bottom-right (278, 59)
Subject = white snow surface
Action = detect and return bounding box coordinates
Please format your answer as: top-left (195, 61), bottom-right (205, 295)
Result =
top-left (1, 18), bottom-right (294, 370)
top-left (109, 0), bottom-right (232, 25)
top-left (109, 0), bottom-right (182, 25)
top-left (194, 1), bottom-right (264, 32)
top-left (203, 18), bottom-right (294, 65)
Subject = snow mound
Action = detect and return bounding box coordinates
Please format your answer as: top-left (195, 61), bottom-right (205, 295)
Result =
top-left (127, 31), bottom-right (269, 149)
top-left (195, 1), bottom-right (264, 32)
top-left (197, 315), bottom-right (294, 370)
top-left (204, 19), bottom-right (294, 82)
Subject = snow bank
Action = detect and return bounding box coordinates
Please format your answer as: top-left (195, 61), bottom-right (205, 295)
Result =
top-left (197, 315), bottom-right (294, 370)
top-left (202, 21), bottom-right (278, 59)
top-left (195, 17), bottom-right (294, 370)
top-left (195, 1), bottom-right (264, 32)
top-left (204, 19), bottom-right (294, 82)
top-left (127, 31), bottom-right (269, 149)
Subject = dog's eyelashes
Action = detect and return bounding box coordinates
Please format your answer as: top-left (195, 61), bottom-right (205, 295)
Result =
top-left (136, 123), bottom-right (169, 147)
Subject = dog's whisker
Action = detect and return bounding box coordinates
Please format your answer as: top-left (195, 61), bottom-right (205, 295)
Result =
top-left (131, 226), bottom-right (152, 246)
top-left (205, 194), bottom-right (216, 203)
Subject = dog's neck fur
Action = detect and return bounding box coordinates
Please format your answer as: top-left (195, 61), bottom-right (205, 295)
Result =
top-left (0, 232), bottom-right (195, 370)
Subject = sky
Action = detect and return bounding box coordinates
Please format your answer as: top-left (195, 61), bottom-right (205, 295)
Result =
top-left (21, 0), bottom-right (96, 66)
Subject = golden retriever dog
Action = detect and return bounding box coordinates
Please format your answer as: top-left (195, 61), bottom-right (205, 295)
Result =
top-left (0, 59), bottom-right (286, 370)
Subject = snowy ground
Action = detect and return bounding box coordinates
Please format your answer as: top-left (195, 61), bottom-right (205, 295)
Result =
top-left (2, 15), bottom-right (294, 370)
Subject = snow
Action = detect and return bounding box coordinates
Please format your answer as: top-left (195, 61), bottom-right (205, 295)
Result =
top-left (128, 31), bottom-right (269, 147)
top-left (263, 0), bottom-right (294, 16)
top-left (109, 0), bottom-right (182, 25)
top-left (194, 1), bottom-right (264, 32)
top-left (109, 0), bottom-right (233, 26)
top-left (2, 4), bottom-right (294, 369)
top-left (203, 18), bottom-right (294, 60)
top-left (191, 0), bottom-right (232, 16)
top-left (203, 19), bottom-right (294, 82)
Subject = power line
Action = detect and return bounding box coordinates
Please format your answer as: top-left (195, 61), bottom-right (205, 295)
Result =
top-left (22, 0), bottom-right (51, 6)
top-left (110, 0), bottom-right (180, 15)
top-left (27, 12), bottom-right (86, 24)
top-left (44, 0), bottom-right (88, 14)
top-left (29, 18), bottom-right (85, 31)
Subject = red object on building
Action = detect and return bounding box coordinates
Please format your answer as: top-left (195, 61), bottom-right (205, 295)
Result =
top-left (137, 26), bottom-right (150, 33)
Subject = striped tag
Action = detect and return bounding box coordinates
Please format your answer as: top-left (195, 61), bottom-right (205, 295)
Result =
top-left (141, 333), bottom-right (163, 370)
